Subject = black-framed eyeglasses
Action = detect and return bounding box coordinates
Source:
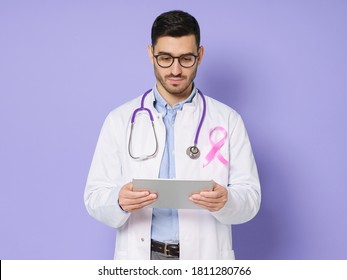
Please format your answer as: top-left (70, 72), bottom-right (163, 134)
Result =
top-left (153, 53), bottom-right (199, 68)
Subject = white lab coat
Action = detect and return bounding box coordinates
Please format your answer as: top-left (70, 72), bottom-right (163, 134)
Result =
top-left (84, 89), bottom-right (261, 260)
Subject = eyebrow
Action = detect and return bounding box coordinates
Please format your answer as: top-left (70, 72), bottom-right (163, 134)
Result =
top-left (156, 51), bottom-right (197, 56)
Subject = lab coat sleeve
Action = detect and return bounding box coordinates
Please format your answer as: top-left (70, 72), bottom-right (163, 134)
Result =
top-left (211, 113), bottom-right (261, 224)
top-left (84, 113), bottom-right (130, 228)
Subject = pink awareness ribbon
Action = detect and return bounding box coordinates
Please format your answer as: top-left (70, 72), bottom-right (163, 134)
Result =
top-left (203, 126), bottom-right (229, 167)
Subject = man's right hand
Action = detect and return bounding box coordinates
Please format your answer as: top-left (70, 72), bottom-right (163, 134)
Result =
top-left (118, 182), bottom-right (157, 212)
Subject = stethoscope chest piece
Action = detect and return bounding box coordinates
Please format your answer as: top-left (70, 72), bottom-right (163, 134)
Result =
top-left (186, 145), bottom-right (200, 159)
top-left (129, 88), bottom-right (206, 161)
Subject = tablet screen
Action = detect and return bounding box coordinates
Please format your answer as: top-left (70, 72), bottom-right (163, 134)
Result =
top-left (132, 178), bottom-right (214, 209)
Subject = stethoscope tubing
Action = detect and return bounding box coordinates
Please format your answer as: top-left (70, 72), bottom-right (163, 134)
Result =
top-left (129, 88), bottom-right (206, 160)
top-left (194, 89), bottom-right (206, 147)
top-left (130, 89), bottom-right (154, 123)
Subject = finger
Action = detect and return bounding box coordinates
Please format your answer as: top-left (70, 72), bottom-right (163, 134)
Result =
top-left (120, 193), bottom-right (157, 210)
top-left (122, 193), bottom-right (157, 205)
top-left (200, 185), bottom-right (227, 199)
top-left (189, 193), bottom-right (227, 211)
top-left (123, 190), bottom-right (152, 199)
top-left (199, 190), bottom-right (223, 199)
top-left (123, 196), bottom-right (158, 212)
top-left (190, 193), bottom-right (224, 203)
top-left (189, 198), bottom-right (222, 212)
top-left (120, 184), bottom-right (153, 199)
top-left (129, 197), bottom-right (158, 211)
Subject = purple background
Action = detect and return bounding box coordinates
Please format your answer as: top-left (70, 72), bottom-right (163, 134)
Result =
top-left (1, 0), bottom-right (346, 260)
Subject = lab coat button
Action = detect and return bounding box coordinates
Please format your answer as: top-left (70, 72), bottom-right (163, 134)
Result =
top-left (141, 238), bottom-right (144, 242)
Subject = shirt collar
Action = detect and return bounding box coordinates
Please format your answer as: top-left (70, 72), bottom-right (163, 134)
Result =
top-left (153, 84), bottom-right (197, 114)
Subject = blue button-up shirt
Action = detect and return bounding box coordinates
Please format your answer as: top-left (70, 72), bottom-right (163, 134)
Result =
top-left (151, 85), bottom-right (196, 243)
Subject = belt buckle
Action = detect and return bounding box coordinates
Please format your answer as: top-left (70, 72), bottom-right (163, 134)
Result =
top-left (164, 243), bottom-right (171, 257)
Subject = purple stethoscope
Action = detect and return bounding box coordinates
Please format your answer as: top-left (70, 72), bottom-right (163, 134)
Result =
top-left (128, 88), bottom-right (206, 161)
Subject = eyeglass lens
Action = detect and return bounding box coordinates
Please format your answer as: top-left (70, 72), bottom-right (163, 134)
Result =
top-left (156, 54), bottom-right (197, 68)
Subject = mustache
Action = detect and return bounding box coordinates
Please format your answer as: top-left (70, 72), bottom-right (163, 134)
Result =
top-left (165, 74), bottom-right (186, 79)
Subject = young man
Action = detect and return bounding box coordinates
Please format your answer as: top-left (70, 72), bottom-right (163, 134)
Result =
top-left (85, 10), bottom-right (261, 260)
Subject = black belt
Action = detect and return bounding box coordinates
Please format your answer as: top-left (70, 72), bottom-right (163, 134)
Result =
top-left (151, 239), bottom-right (179, 257)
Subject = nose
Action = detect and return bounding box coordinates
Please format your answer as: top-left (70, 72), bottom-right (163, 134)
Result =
top-left (171, 58), bottom-right (182, 76)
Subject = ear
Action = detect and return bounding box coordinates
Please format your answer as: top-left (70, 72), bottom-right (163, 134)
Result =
top-left (197, 46), bottom-right (204, 65)
top-left (147, 45), bottom-right (154, 64)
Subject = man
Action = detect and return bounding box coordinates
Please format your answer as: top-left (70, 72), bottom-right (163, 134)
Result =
top-left (85, 10), bottom-right (260, 260)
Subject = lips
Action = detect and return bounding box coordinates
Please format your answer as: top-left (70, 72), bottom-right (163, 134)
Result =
top-left (169, 78), bottom-right (183, 83)
top-left (167, 76), bottom-right (185, 83)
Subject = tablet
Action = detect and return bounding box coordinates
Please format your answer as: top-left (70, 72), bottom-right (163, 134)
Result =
top-left (132, 178), bottom-right (214, 209)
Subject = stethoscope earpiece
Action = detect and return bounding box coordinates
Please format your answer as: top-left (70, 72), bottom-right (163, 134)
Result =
top-left (186, 145), bottom-right (200, 159)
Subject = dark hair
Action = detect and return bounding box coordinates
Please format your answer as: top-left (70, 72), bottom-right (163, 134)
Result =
top-left (151, 10), bottom-right (200, 47)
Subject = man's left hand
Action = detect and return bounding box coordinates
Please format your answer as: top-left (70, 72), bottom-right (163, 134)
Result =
top-left (189, 183), bottom-right (228, 211)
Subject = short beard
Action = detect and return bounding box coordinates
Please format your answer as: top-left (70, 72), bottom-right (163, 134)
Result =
top-left (154, 65), bottom-right (198, 97)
